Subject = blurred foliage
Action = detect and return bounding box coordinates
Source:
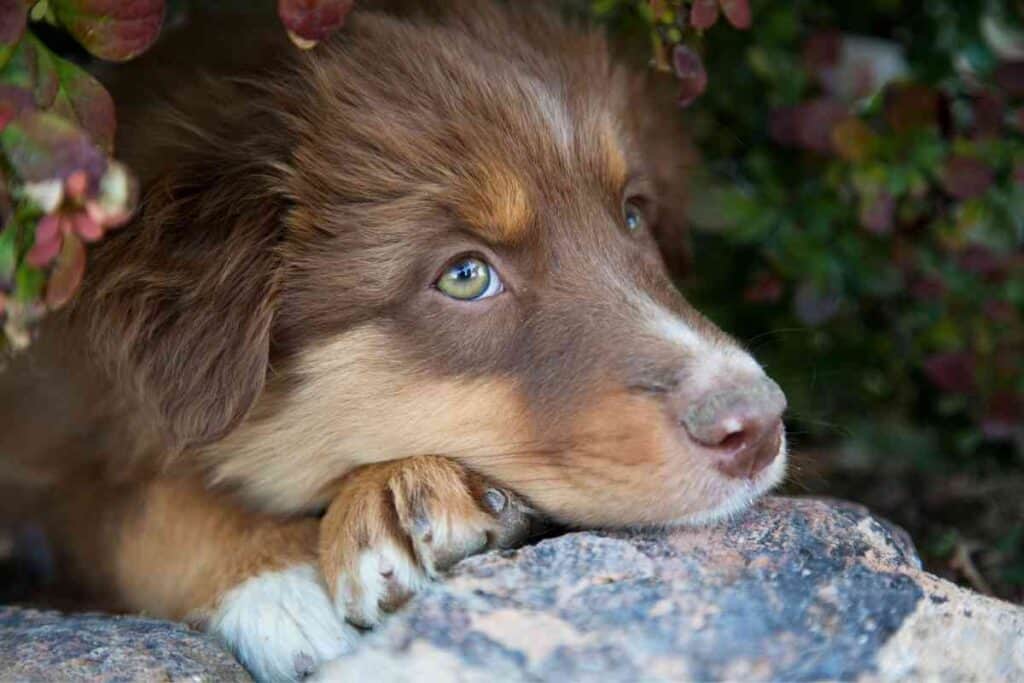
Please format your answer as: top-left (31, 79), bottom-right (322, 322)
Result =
top-left (594, 0), bottom-right (1023, 599)
top-left (0, 0), bottom-right (352, 351)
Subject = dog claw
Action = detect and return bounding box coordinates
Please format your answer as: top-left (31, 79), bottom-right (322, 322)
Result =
top-left (483, 488), bottom-right (507, 513)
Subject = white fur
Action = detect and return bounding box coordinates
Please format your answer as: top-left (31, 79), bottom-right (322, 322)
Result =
top-left (208, 564), bottom-right (357, 682)
top-left (644, 297), bottom-right (706, 352)
top-left (335, 543), bottom-right (427, 627)
top-left (674, 433), bottom-right (789, 527)
top-left (638, 295), bottom-right (766, 390)
top-left (519, 74), bottom-right (574, 155)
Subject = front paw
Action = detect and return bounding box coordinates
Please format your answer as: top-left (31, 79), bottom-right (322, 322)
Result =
top-left (208, 563), bottom-right (358, 682)
top-left (319, 455), bottom-right (535, 628)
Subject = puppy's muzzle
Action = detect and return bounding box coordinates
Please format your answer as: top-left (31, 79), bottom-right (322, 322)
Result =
top-left (677, 376), bottom-right (787, 479)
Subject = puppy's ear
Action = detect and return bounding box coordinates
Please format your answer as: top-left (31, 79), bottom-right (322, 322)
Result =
top-left (628, 69), bottom-right (697, 279)
top-left (69, 86), bottom-right (290, 450)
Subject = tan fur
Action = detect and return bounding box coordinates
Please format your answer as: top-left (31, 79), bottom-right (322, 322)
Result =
top-left (204, 325), bottom-right (534, 514)
top-left (456, 165), bottom-right (535, 244)
top-left (320, 455), bottom-right (500, 617)
top-left (114, 479), bottom-right (319, 623)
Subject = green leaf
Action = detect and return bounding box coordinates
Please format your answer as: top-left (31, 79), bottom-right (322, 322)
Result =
top-left (1, 35), bottom-right (116, 150)
top-left (51, 55), bottom-right (115, 152)
top-left (50, 0), bottom-right (164, 62)
top-left (13, 257), bottom-right (43, 302)
top-left (0, 35), bottom-right (58, 108)
top-left (0, 219), bottom-right (17, 287)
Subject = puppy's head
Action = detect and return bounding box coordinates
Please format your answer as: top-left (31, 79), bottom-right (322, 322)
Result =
top-left (82, 1), bottom-right (786, 527)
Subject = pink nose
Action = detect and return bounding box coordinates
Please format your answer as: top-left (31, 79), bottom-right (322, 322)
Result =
top-left (680, 377), bottom-right (786, 479)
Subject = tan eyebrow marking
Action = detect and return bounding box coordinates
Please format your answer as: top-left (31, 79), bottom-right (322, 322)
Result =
top-left (456, 164), bottom-right (535, 244)
top-left (597, 120), bottom-right (629, 194)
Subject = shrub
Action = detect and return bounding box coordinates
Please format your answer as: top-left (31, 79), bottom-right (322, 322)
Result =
top-left (595, 0), bottom-right (1022, 467)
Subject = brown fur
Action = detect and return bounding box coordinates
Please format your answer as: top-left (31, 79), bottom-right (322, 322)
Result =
top-left (0, 0), bottom-right (779, 640)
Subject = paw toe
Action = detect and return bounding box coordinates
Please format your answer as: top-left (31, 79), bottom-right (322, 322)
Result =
top-left (334, 542), bottom-right (426, 628)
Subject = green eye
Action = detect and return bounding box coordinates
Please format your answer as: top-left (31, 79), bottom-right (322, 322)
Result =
top-left (624, 200), bottom-right (645, 233)
top-left (436, 257), bottom-right (503, 301)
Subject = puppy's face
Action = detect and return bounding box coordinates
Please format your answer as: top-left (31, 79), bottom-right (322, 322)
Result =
top-left (198, 6), bottom-right (788, 527)
top-left (99, 4), bottom-right (787, 527)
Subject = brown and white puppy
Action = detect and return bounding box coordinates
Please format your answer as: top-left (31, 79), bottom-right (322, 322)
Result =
top-left (0, 1), bottom-right (787, 680)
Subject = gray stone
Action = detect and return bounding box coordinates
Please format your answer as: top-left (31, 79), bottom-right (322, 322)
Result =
top-left (3, 497), bottom-right (1022, 681)
top-left (314, 497), bottom-right (1024, 682)
top-left (0, 606), bottom-right (251, 682)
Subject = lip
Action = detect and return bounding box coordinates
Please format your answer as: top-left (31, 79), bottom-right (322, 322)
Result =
top-left (672, 432), bottom-right (789, 527)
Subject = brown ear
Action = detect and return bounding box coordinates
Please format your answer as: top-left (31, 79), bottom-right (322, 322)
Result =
top-left (68, 83), bottom-right (290, 450)
top-left (628, 69), bottom-right (697, 279)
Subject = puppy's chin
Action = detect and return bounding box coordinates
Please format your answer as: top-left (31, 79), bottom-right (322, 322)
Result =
top-left (669, 438), bottom-right (788, 528)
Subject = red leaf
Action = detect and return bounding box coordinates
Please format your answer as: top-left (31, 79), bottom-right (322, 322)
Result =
top-left (909, 276), bottom-right (946, 301)
top-left (0, 0), bottom-right (26, 67)
top-left (940, 155), bottom-right (995, 200)
top-left (672, 44), bottom-right (707, 108)
top-left (719, 0), bottom-right (751, 30)
top-left (957, 245), bottom-right (1009, 281)
top-left (980, 392), bottom-right (1021, 440)
top-left (744, 272), bottom-right (783, 303)
top-left (278, 0), bottom-right (354, 44)
top-left (26, 230), bottom-right (61, 267)
top-left (983, 299), bottom-right (1016, 323)
top-left (71, 210), bottom-right (102, 241)
top-left (803, 30), bottom-right (842, 75)
top-left (0, 84), bottom-right (34, 129)
top-left (799, 98), bottom-right (848, 153)
top-left (770, 98), bottom-right (848, 153)
top-left (994, 61), bottom-right (1024, 97)
top-left (972, 91), bottom-right (1005, 139)
top-left (51, 0), bottom-right (165, 62)
top-left (35, 213), bottom-right (60, 243)
top-left (689, 0), bottom-right (718, 30)
top-left (923, 352), bottom-right (976, 394)
top-left (884, 83), bottom-right (940, 133)
top-left (45, 231), bottom-right (85, 308)
top-left (1014, 162), bottom-right (1024, 187)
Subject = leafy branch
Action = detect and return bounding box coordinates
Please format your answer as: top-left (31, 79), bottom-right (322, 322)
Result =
top-left (0, 0), bottom-right (354, 350)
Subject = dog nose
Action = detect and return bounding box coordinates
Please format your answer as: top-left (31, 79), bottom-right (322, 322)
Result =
top-left (680, 376), bottom-right (787, 479)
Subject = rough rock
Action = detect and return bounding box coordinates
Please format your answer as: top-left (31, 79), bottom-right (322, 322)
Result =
top-left (2, 497), bottom-right (1022, 681)
top-left (315, 497), bottom-right (1024, 682)
top-left (0, 606), bottom-right (251, 681)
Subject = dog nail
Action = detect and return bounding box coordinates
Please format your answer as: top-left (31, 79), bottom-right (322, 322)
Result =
top-left (379, 557), bottom-right (394, 577)
top-left (483, 488), bottom-right (507, 513)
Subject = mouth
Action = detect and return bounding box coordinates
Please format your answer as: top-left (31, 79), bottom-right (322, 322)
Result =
top-left (671, 432), bottom-right (788, 527)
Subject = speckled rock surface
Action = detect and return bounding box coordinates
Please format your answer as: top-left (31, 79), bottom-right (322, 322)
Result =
top-left (3, 497), bottom-right (1022, 681)
top-left (314, 496), bottom-right (1024, 682)
top-left (0, 606), bottom-right (251, 682)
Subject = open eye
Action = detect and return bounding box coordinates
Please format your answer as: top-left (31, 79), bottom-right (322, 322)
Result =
top-left (624, 199), bottom-right (647, 234)
top-left (435, 256), bottom-right (504, 301)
